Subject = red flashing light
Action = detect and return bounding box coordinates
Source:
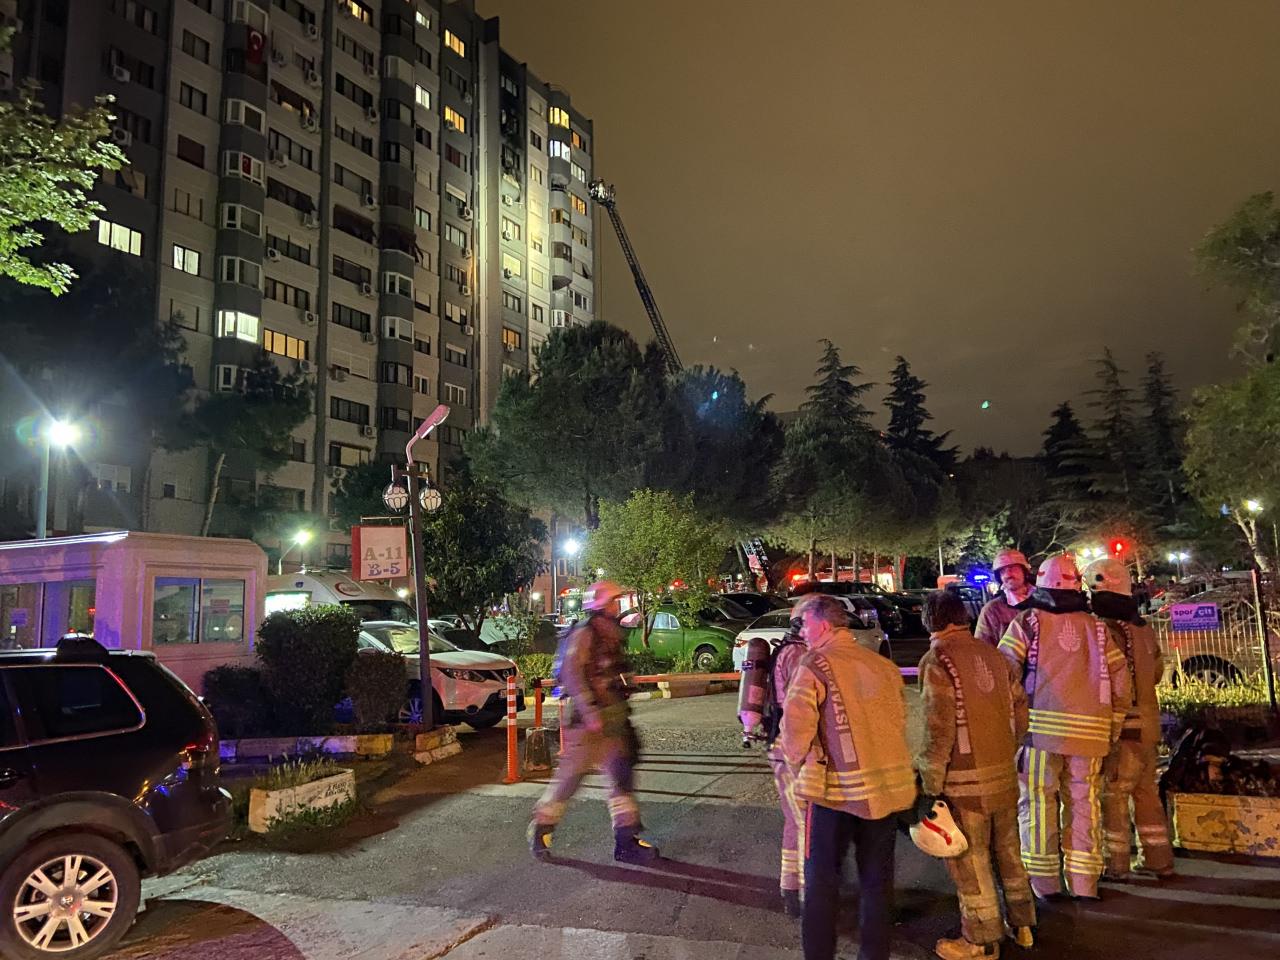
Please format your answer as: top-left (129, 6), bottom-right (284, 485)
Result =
top-left (1111, 539), bottom-right (1126, 555)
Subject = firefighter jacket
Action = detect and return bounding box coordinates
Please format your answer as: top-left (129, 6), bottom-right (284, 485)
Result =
top-left (562, 613), bottom-right (630, 730)
top-left (1093, 595), bottom-right (1163, 747)
top-left (998, 590), bottom-right (1131, 758)
top-left (780, 626), bottom-right (917, 820)
top-left (975, 593), bottom-right (1030, 646)
top-left (916, 623), bottom-right (1028, 813)
top-left (766, 639), bottom-right (807, 762)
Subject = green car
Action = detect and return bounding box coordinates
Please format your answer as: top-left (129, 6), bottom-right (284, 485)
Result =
top-left (622, 605), bottom-right (735, 671)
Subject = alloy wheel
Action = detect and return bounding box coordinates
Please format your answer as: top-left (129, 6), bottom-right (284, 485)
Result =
top-left (12, 854), bottom-right (118, 953)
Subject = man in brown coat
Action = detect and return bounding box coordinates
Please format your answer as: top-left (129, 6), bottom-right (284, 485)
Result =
top-left (917, 590), bottom-right (1035, 959)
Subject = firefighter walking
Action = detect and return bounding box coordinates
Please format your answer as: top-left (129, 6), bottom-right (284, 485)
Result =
top-left (528, 581), bottom-right (660, 865)
top-left (999, 555), bottom-right (1131, 899)
top-left (917, 589), bottom-right (1036, 959)
top-left (1082, 558), bottom-right (1176, 881)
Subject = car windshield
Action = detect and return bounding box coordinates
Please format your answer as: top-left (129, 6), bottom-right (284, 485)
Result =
top-left (752, 610), bottom-right (792, 629)
top-left (343, 599), bottom-right (418, 623)
top-left (717, 597), bottom-right (753, 619)
top-left (364, 624), bottom-right (458, 655)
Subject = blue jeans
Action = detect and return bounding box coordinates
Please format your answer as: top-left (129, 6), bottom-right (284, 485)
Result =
top-left (802, 804), bottom-right (898, 960)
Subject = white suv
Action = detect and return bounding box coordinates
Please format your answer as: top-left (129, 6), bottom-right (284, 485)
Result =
top-left (358, 621), bottom-right (523, 729)
top-left (732, 607), bottom-right (890, 671)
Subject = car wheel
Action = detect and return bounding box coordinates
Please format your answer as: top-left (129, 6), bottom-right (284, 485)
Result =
top-left (1178, 657), bottom-right (1243, 688)
top-left (0, 832), bottom-right (141, 960)
top-left (399, 684), bottom-right (445, 725)
top-left (466, 712), bottom-right (503, 730)
top-left (692, 646), bottom-right (719, 672)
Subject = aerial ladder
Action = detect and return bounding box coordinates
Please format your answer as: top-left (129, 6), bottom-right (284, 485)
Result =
top-left (588, 180), bottom-right (770, 583)
top-left (588, 180), bottom-right (683, 375)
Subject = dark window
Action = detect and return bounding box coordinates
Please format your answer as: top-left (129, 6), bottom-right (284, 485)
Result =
top-left (444, 144), bottom-right (467, 172)
top-left (186, 0), bottom-right (212, 11)
top-left (415, 126), bottom-right (432, 150)
top-left (330, 397), bottom-right (370, 425)
top-left (16, 666), bottom-right (143, 741)
top-left (381, 12), bottom-right (410, 37)
top-left (379, 407), bottom-right (412, 432)
top-left (263, 277), bottom-right (311, 311)
top-left (329, 442), bottom-right (371, 467)
top-left (336, 122), bottom-right (374, 156)
top-left (332, 301), bottom-right (372, 332)
top-left (332, 256), bottom-right (371, 288)
top-left (115, 108), bottom-right (153, 145)
top-left (266, 232), bottom-right (311, 265)
top-left (379, 361), bottom-right (411, 385)
top-left (176, 135), bottom-right (205, 168)
top-left (268, 129), bottom-right (314, 169)
top-left (335, 74), bottom-right (374, 109)
top-left (272, 0), bottom-right (316, 27)
top-left (332, 206), bottom-right (375, 243)
top-left (289, 439), bottom-right (307, 462)
top-left (381, 141), bottom-right (411, 167)
top-left (109, 0), bottom-right (160, 34)
top-left (266, 178), bottom-right (316, 214)
top-left (416, 45), bottom-right (433, 69)
top-left (179, 82), bottom-right (207, 115)
top-left (181, 30), bottom-right (210, 64)
top-left (270, 81), bottom-right (316, 117)
top-left (381, 98), bottom-right (412, 125)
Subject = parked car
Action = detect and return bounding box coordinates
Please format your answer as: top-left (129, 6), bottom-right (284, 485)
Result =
top-left (356, 621), bottom-right (523, 728)
top-left (621, 606), bottom-right (736, 671)
top-left (944, 584), bottom-right (987, 629)
top-left (1150, 588), bottom-right (1280, 686)
top-left (793, 582), bottom-right (906, 636)
top-left (840, 583), bottom-right (925, 634)
top-left (732, 608), bottom-right (890, 671)
top-left (0, 636), bottom-right (230, 959)
top-left (719, 591), bottom-right (792, 618)
top-left (698, 596), bottom-right (758, 635)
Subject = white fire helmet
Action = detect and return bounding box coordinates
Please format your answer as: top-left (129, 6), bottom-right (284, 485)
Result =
top-left (583, 580), bottom-right (624, 611)
top-left (992, 548), bottom-right (1030, 577)
top-left (910, 798), bottom-right (969, 859)
top-left (1082, 557), bottom-right (1131, 596)
top-left (1036, 554), bottom-right (1082, 591)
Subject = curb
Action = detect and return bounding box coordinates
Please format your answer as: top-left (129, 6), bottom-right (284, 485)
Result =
top-left (220, 733), bottom-right (396, 763)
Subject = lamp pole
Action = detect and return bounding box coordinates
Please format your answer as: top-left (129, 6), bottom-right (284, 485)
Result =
top-left (277, 530), bottom-right (314, 575)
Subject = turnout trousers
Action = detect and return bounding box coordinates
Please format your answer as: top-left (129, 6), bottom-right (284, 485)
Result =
top-left (1018, 746), bottom-right (1104, 898)
top-left (944, 805), bottom-right (1037, 945)
top-left (1103, 739), bottom-right (1174, 877)
top-left (532, 725), bottom-right (641, 831)
top-left (770, 754), bottom-right (808, 892)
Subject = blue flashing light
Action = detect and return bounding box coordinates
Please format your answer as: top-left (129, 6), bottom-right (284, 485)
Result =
top-left (969, 570), bottom-right (992, 585)
top-left (711, 390), bottom-right (720, 401)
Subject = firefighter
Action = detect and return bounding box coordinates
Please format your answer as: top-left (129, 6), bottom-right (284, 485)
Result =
top-left (1082, 558), bottom-right (1175, 881)
top-left (975, 549), bottom-right (1034, 645)
top-left (528, 581), bottom-right (660, 864)
top-left (917, 590), bottom-right (1035, 959)
top-left (998, 554), bottom-right (1131, 900)
top-left (770, 616), bottom-right (810, 916)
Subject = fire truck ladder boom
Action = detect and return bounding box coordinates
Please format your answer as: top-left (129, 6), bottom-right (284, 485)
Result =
top-left (589, 180), bottom-right (682, 375)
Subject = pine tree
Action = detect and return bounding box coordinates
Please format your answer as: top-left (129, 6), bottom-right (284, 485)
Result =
top-left (884, 355), bottom-right (957, 471)
top-left (1086, 348), bottom-right (1141, 504)
top-left (801, 339), bottom-right (873, 433)
top-left (1041, 401), bottom-right (1094, 546)
top-left (1140, 352), bottom-right (1188, 529)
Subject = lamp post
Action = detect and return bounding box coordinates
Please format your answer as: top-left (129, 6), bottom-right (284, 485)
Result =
top-left (35, 419), bottom-right (80, 539)
top-left (1167, 550), bottom-right (1190, 580)
top-left (277, 529), bottom-right (313, 575)
top-left (550, 536), bottom-right (582, 622)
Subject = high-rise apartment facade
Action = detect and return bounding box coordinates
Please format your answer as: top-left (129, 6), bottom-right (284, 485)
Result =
top-left (5, 0), bottom-right (596, 566)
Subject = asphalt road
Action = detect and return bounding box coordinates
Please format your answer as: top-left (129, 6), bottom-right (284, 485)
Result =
top-left (111, 692), bottom-right (1280, 960)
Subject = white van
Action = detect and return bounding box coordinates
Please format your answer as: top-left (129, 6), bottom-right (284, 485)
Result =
top-left (265, 570), bottom-right (418, 624)
top-left (0, 531), bottom-right (266, 693)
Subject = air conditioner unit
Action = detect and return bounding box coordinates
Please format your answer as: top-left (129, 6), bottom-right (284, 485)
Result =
top-left (361, 331), bottom-right (377, 343)
top-left (302, 310), bottom-right (318, 325)
top-left (501, 195), bottom-right (513, 206)
top-left (306, 68), bottom-right (322, 88)
top-left (269, 149), bottom-right (288, 167)
top-left (111, 127), bottom-right (132, 147)
top-left (331, 366), bottom-right (348, 381)
top-left (360, 425), bottom-right (376, 438)
top-left (459, 203), bottom-right (473, 221)
top-left (501, 230), bottom-right (513, 241)
top-left (459, 284), bottom-right (471, 296)
top-left (298, 360), bottom-right (313, 373)
top-left (365, 105), bottom-right (379, 122)
top-left (462, 324), bottom-right (475, 336)
top-left (330, 465), bottom-right (348, 479)
top-left (463, 91), bottom-right (473, 105)
top-left (461, 247), bottom-right (471, 259)
top-left (270, 47), bottom-right (287, 66)
top-left (265, 247), bottom-right (282, 262)
top-left (443, 118), bottom-right (456, 131)
top-left (362, 194), bottom-right (377, 209)
top-left (301, 114), bottom-right (319, 132)
top-left (306, 23), bottom-right (320, 39)
top-left (503, 342), bottom-right (515, 353)
top-left (502, 268), bottom-right (513, 279)
top-left (359, 281), bottom-right (374, 297)
top-left (111, 65), bottom-right (131, 83)
top-left (302, 211), bottom-right (320, 228)
top-left (337, 0), bottom-right (353, 16)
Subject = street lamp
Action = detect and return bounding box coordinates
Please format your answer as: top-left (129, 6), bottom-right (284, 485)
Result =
top-left (1245, 499), bottom-right (1263, 514)
top-left (35, 418), bottom-right (80, 539)
top-left (550, 537), bottom-right (583, 621)
top-left (277, 529), bottom-right (313, 574)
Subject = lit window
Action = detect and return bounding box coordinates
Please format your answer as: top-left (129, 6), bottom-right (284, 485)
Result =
top-left (96, 219), bottom-right (143, 256)
top-left (224, 150), bottom-right (264, 185)
top-left (337, 0), bottom-right (371, 26)
top-left (501, 253), bottom-right (522, 278)
top-left (502, 327), bottom-right (522, 350)
top-left (264, 328), bottom-right (309, 361)
top-left (415, 84), bottom-right (431, 110)
top-left (444, 29), bottom-right (465, 57)
top-left (216, 309), bottom-right (260, 343)
top-left (570, 194), bottom-right (588, 216)
top-left (172, 243), bottom-right (200, 275)
top-left (570, 161), bottom-right (587, 183)
top-left (231, 0), bottom-right (268, 32)
top-left (220, 256), bottom-right (261, 288)
top-left (571, 131), bottom-right (586, 151)
top-left (529, 164), bottom-right (544, 185)
top-left (415, 10), bottom-right (430, 28)
top-left (548, 106), bottom-right (569, 128)
top-left (443, 105), bottom-right (466, 133)
top-left (549, 140), bottom-right (570, 161)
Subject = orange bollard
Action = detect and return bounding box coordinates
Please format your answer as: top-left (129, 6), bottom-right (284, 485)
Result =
top-left (534, 680), bottom-right (544, 728)
top-left (503, 674), bottom-right (521, 784)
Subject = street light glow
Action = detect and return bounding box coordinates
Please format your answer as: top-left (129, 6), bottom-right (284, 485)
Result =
top-left (1167, 552), bottom-right (1178, 563)
top-left (562, 537), bottom-right (581, 556)
top-left (1178, 551), bottom-right (1190, 562)
top-left (1245, 499), bottom-right (1263, 514)
top-left (47, 419), bottom-right (80, 447)
top-left (293, 529), bottom-right (313, 545)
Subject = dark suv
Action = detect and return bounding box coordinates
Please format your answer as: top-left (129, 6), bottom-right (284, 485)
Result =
top-left (0, 637), bottom-right (230, 959)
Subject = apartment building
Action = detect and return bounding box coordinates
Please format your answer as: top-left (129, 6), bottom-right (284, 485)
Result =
top-left (5, 0), bottom-right (596, 566)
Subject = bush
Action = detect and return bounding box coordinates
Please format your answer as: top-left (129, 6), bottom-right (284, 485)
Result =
top-left (345, 650), bottom-right (407, 730)
top-left (628, 650), bottom-right (672, 677)
top-left (203, 665), bottom-right (274, 738)
top-left (515, 653), bottom-right (556, 686)
top-left (1158, 675), bottom-right (1272, 725)
top-left (257, 605), bottom-right (361, 733)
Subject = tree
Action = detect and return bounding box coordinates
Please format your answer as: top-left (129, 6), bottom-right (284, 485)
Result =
top-left (1184, 363), bottom-right (1280, 570)
top-left (583, 490), bottom-right (724, 646)
top-left (468, 321), bottom-right (668, 526)
top-left (1040, 402), bottom-right (1094, 549)
top-left (884, 355), bottom-right (956, 471)
top-left (178, 354), bottom-right (312, 536)
top-left (1194, 191), bottom-right (1280, 366)
top-left (1139, 352), bottom-right (1190, 532)
top-left (419, 473), bottom-right (547, 640)
top-left (331, 460), bottom-right (396, 532)
top-left (0, 45), bottom-right (125, 293)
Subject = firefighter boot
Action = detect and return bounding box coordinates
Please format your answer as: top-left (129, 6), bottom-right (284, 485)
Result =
top-left (613, 827), bottom-right (660, 865)
top-left (528, 822), bottom-right (554, 862)
top-left (935, 937), bottom-right (1000, 960)
top-left (1005, 924), bottom-right (1034, 949)
top-left (781, 889), bottom-right (802, 918)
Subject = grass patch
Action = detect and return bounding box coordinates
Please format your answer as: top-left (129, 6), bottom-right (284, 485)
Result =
top-left (264, 796), bottom-right (360, 839)
top-left (259, 756), bottom-right (342, 791)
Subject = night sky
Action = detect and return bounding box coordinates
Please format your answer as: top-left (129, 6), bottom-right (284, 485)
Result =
top-left (481, 0), bottom-right (1279, 454)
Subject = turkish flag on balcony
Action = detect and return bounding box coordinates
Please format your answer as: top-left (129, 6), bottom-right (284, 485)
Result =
top-left (247, 28), bottom-right (265, 64)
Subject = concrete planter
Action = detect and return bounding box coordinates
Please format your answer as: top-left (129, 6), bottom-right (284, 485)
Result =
top-left (248, 768), bottom-right (356, 834)
top-left (1171, 792), bottom-right (1280, 857)
top-left (221, 734), bottom-right (395, 763)
top-left (658, 679), bottom-right (711, 699)
top-left (415, 725), bottom-right (462, 765)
